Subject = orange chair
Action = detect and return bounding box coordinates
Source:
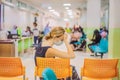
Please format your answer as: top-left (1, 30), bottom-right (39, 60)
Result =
top-left (0, 57), bottom-right (28, 80)
top-left (81, 58), bottom-right (119, 80)
top-left (35, 57), bottom-right (72, 80)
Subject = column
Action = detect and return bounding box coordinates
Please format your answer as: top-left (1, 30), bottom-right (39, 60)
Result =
top-left (86, 0), bottom-right (101, 38)
top-left (109, 0), bottom-right (120, 79)
top-left (86, 0), bottom-right (101, 52)
top-left (0, 0), bottom-right (2, 30)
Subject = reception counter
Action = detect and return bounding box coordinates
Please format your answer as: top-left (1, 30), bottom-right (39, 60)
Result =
top-left (0, 37), bottom-right (33, 57)
top-left (0, 40), bottom-right (15, 57)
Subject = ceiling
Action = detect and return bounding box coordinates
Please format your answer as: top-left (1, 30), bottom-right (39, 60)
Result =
top-left (19, 0), bottom-right (109, 20)
top-left (19, 0), bottom-right (87, 18)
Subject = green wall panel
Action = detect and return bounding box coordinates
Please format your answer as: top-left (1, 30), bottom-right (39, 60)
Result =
top-left (108, 28), bottom-right (120, 80)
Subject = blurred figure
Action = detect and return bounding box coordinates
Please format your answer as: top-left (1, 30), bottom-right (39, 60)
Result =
top-left (44, 23), bottom-right (51, 36)
top-left (65, 27), bottom-right (72, 34)
top-left (7, 31), bottom-right (12, 39)
top-left (25, 26), bottom-right (32, 37)
top-left (33, 22), bottom-right (39, 45)
top-left (70, 25), bottom-right (86, 51)
top-left (88, 29), bottom-right (101, 54)
top-left (11, 25), bottom-right (18, 35)
top-left (100, 27), bottom-right (108, 39)
top-left (38, 31), bottom-right (44, 43)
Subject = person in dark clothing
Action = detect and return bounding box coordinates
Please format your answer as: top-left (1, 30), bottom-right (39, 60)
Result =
top-left (88, 29), bottom-right (101, 53)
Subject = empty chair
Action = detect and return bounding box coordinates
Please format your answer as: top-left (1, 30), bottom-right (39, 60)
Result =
top-left (42, 68), bottom-right (57, 80)
top-left (35, 57), bottom-right (72, 80)
top-left (80, 58), bottom-right (119, 80)
top-left (90, 38), bottom-right (108, 58)
top-left (0, 57), bottom-right (28, 80)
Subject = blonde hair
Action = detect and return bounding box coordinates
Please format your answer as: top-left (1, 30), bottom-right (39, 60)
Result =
top-left (45, 27), bottom-right (65, 40)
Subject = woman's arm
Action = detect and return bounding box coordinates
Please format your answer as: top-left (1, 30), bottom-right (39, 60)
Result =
top-left (46, 34), bottom-right (75, 58)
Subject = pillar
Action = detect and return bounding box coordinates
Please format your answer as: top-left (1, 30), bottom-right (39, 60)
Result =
top-left (86, 0), bottom-right (101, 38)
top-left (109, 0), bottom-right (120, 79)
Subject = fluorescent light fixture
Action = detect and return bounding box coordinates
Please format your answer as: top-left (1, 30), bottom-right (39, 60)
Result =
top-left (53, 11), bottom-right (60, 17)
top-left (67, 9), bottom-right (72, 12)
top-left (64, 18), bottom-right (69, 21)
top-left (70, 16), bottom-right (74, 18)
top-left (19, 7), bottom-right (28, 11)
top-left (4, 1), bottom-right (15, 7)
top-left (49, 9), bottom-right (55, 12)
top-left (68, 12), bottom-right (73, 15)
top-left (63, 3), bottom-right (71, 6)
top-left (48, 6), bottom-right (52, 9)
top-left (65, 7), bottom-right (69, 9)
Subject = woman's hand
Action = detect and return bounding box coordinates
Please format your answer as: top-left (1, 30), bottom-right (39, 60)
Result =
top-left (63, 34), bottom-right (68, 42)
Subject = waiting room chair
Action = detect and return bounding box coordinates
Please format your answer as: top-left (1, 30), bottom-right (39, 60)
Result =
top-left (81, 58), bottom-right (119, 80)
top-left (90, 38), bottom-right (108, 58)
top-left (35, 57), bottom-right (72, 80)
top-left (0, 57), bottom-right (28, 80)
top-left (42, 68), bottom-right (57, 80)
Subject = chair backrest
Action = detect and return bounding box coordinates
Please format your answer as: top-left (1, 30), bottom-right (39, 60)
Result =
top-left (0, 57), bottom-right (24, 77)
top-left (82, 58), bottom-right (118, 79)
top-left (99, 38), bottom-right (108, 51)
top-left (35, 57), bottom-right (70, 79)
top-left (42, 68), bottom-right (57, 80)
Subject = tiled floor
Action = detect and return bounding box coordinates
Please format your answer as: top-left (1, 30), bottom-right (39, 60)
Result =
top-left (21, 47), bottom-right (108, 80)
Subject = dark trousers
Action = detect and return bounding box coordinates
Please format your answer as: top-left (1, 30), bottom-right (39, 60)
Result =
top-left (34, 36), bottom-right (38, 44)
top-left (88, 43), bottom-right (97, 53)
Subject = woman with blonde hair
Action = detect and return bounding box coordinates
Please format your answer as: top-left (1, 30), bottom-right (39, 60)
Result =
top-left (34, 27), bottom-right (75, 61)
top-left (34, 27), bottom-right (81, 80)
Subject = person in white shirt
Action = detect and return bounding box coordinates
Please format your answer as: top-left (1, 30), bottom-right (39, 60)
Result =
top-left (33, 23), bottom-right (39, 45)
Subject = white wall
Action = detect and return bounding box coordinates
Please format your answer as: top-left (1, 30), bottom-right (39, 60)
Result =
top-left (87, 0), bottom-right (101, 27)
top-left (4, 5), bottom-right (35, 31)
top-left (109, 0), bottom-right (120, 28)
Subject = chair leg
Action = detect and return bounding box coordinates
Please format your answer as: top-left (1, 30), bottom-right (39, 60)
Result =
top-left (81, 76), bottom-right (82, 80)
top-left (23, 75), bottom-right (25, 80)
top-left (35, 76), bottom-right (37, 80)
top-left (101, 53), bottom-right (104, 59)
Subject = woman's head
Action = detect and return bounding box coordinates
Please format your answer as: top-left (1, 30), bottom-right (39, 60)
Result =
top-left (45, 27), bottom-right (65, 41)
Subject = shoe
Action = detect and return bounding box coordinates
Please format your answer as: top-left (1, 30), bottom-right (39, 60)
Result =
top-left (90, 54), bottom-right (94, 56)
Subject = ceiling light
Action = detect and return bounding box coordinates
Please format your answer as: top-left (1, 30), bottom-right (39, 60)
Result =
top-left (53, 11), bottom-right (60, 17)
top-left (64, 18), bottom-right (69, 21)
top-left (67, 9), bottom-right (72, 12)
top-left (65, 7), bottom-right (69, 9)
top-left (63, 3), bottom-right (71, 6)
top-left (4, 1), bottom-right (15, 7)
top-left (70, 16), bottom-right (74, 18)
top-left (48, 6), bottom-right (52, 9)
top-left (68, 12), bottom-right (73, 15)
top-left (49, 9), bottom-right (55, 12)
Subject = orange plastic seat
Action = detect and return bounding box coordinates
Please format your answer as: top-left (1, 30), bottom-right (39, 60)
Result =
top-left (81, 58), bottom-right (119, 80)
top-left (35, 57), bottom-right (72, 80)
top-left (0, 57), bottom-right (28, 80)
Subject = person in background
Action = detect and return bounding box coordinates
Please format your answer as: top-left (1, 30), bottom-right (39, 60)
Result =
top-left (11, 25), bottom-right (18, 35)
top-left (7, 31), bottom-right (12, 39)
top-left (33, 22), bottom-right (39, 45)
top-left (99, 27), bottom-right (108, 39)
top-left (88, 29), bottom-right (101, 55)
top-left (25, 26), bottom-right (32, 37)
top-left (38, 31), bottom-right (44, 43)
top-left (44, 22), bottom-right (51, 36)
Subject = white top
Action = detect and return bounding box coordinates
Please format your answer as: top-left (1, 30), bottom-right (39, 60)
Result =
top-left (33, 27), bottom-right (39, 36)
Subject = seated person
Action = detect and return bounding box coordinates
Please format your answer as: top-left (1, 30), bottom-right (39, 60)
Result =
top-left (88, 29), bottom-right (101, 55)
top-left (70, 28), bottom-right (86, 51)
top-left (35, 27), bottom-right (80, 80)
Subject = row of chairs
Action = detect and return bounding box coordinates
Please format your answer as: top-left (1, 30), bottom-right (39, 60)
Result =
top-left (0, 57), bottom-right (119, 80)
